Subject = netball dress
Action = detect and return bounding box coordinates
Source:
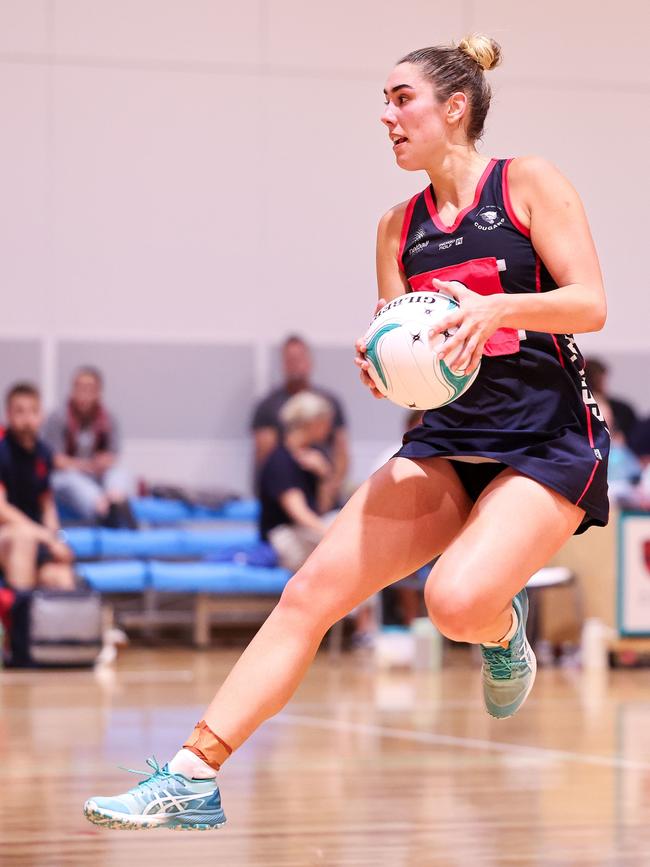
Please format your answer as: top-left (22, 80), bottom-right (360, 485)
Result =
top-left (394, 158), bottom-right (609, 533)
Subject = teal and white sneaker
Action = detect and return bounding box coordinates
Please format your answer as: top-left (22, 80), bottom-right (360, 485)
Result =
top-left (480, 589), bottom-right (537, 720)
top-left (84, 757), bottom-right (226, 831)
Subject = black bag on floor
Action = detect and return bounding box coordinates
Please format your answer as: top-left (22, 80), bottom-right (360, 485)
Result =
top-left (4, 587), bottom-right (102, 668)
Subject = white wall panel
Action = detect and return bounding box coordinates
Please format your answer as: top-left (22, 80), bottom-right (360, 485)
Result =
top-left (0, 0), bottom-right (49, 54)
top-left (484, 86), bottom-right (650, 350)
top-left (261, 75), bottom-right (424, 343)
top-left (0, 65), bottom-right (53, 332)
top-left (53, 0), bottom-right (261, 66)
top-left (266, 0), bottom-right (464, 73)
top-left (51, 67), bottom-right (262, 337)
top-left (471, 1), bottom-right (650, 86)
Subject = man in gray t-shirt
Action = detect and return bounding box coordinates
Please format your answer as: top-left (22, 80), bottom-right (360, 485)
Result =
top-left (43, 366), bottom-right (136, 527)
top-left (251, 335), bottom-right (349, 510)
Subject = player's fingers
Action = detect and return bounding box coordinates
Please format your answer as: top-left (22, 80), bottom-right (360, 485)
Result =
top-left (374, 297), bottom-right (387, 314)
top-left (466, 342), bottom-right (485, 374)
top-left (429, 310), bottom-right (462, 336)
top-left (453, 335), bottom-right (480, 373)
top-left (359, 367), bottom-right (373, 385)
top-left (436, 325), bottom-right (467, 362)
top-left (432, 278), bottom-right (469, 301)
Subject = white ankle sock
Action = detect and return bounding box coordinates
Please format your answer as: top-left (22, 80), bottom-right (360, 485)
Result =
top-left (483, 606), bottom-right (518, 648)
top-left (168, 748), bottom-right (217, 780)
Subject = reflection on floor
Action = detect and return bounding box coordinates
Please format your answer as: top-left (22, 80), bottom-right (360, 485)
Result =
top-left (2, 645), bottom-right (650, 866)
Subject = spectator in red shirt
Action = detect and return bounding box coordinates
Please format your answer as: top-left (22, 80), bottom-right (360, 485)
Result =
top-left (0, 383), bottom-right (75, 591)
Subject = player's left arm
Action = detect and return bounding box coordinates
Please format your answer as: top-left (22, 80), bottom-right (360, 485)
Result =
top-left (498, 155), bottom-right (607, 334)
top-left (433, 158), bottom-right (606, 374)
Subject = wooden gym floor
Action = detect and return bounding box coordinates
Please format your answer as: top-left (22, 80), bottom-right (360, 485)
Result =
top-left (2, 645), bottom-right (650, 866)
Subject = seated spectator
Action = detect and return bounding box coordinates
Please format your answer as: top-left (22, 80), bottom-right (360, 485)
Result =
top-left (0, 383), bottom-right (75, 591)
top-left (44, 366), bottom-right (136, 528)
top-left (252, 335), bottom-right (349, 510)
top-left (259, 391), bottom-right (338, 573)
top-left (628, 419), bottom-right (650, 507)
top-left (585, 357), bottom-right (639, 445)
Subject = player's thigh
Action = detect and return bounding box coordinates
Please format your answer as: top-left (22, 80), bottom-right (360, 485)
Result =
top-left (425, 468), bottom-right (584, 632)
top-left (282, 456), bottom-right (473, 625)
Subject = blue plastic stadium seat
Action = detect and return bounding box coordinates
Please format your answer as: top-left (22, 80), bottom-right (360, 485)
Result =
top-left (76, 560), bottom-right (149, 593)
top-left (189, 504), bottom-right (231, 519)
top-left (180, 528), bottom-right (259, 557)
top-left (219, 499), bottom-right (260, 521)
top-left (149, 561), bottom-right (291, 595)
top-left (130, 497), bottom-right (192, 524)
top-left (95, 527), bottom-right (262, 559)
top-left (63, 527), bottom-right (99, 559)
top-left (98, 528), bottom-right (186, 558)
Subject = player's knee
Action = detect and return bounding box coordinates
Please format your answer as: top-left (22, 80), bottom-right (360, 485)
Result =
top-left (425, 582), bottom-right (482, 643)
top-left (278, 563), bottom-right (340, 631)
top-left (278, 567), bottom-right (319, 618)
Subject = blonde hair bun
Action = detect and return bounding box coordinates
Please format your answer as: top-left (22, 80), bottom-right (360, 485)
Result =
top-left (458, 34), bottom-right (502, 71)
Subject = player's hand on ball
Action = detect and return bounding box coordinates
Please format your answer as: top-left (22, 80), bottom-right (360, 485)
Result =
top-left (355, 297), bottom-right (387, 399)
top-left (429, 278), bottom-right (503, 374)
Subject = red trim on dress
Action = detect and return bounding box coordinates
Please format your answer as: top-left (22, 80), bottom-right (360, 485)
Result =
top-left (423, 159), bottom-right (497, 235)
top-left (576, 458), bottom-right (599, 506)
top-left (502, 158), bottom-right (531, 238)
top-left (551, 335), bottom-right (566, 368)
top-left (397, 194), bottom-right (419, 273)
top-left (534, 254), bottom-right (541, 293)
top-left (577, 403), bottom-right (600, 504)
top-left (584, 404), bottom-right (595, 450)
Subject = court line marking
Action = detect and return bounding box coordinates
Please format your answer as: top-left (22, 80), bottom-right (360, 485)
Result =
top-left (272, 712), bottom-right (650, 773)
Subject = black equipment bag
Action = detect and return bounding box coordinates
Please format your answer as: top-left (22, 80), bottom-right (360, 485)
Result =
top-left (4, 587), bottom-right (102, 668)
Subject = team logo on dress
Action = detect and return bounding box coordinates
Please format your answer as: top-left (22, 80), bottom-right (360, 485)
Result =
top-left (474, 205), bottom-right (505, 232)
top-left (406, 226), bottom-right (429, 257)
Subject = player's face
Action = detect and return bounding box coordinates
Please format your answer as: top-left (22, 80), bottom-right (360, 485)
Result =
top-left (71, 373), bottom-right (101, 415)
top-left (7, 394), bottom-right (42, 443)
top-left (283, 342), bottom-right (312, 385)
top-left (381, 63), bottom-right (449, 170)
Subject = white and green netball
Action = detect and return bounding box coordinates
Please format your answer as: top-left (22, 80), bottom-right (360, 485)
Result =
top-left (363, 292), bottom-right (480, 410)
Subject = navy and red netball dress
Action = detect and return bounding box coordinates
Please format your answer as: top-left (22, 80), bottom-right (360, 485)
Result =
top-left (394, 158), bottom-right (609, 533)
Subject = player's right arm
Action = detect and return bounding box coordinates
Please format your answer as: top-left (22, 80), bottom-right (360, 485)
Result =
top-left (356, 201), bottom-right (411, 397)
top-left (375, 201), bottom-right (411, 302)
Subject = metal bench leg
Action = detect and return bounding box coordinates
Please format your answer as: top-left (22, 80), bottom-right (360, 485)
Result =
top-left (194, 594), bottom-right (211, 648)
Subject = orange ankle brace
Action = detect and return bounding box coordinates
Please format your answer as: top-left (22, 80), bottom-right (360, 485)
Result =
top-left (183, 720), bottom-right (233, 771)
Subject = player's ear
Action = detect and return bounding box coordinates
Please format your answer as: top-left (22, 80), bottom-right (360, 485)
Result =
top-left (446, 91), bottom-right (468, 125)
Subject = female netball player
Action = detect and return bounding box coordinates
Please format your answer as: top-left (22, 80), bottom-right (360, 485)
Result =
top-left (85, 34), bottom-right (609, 830)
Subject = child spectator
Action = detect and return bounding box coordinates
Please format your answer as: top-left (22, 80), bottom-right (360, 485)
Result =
top-left (251, 335), bottom-right (349, 509)
top-left (44, 366), bottom-right (136, 527)
top-left (0, 383), bottom-right (75, 591)
top-left (259, 391), bottom-right (337, 572)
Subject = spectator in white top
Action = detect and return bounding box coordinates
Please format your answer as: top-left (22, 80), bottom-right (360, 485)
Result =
top-left (43, 367), bottom-right (136, 528)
